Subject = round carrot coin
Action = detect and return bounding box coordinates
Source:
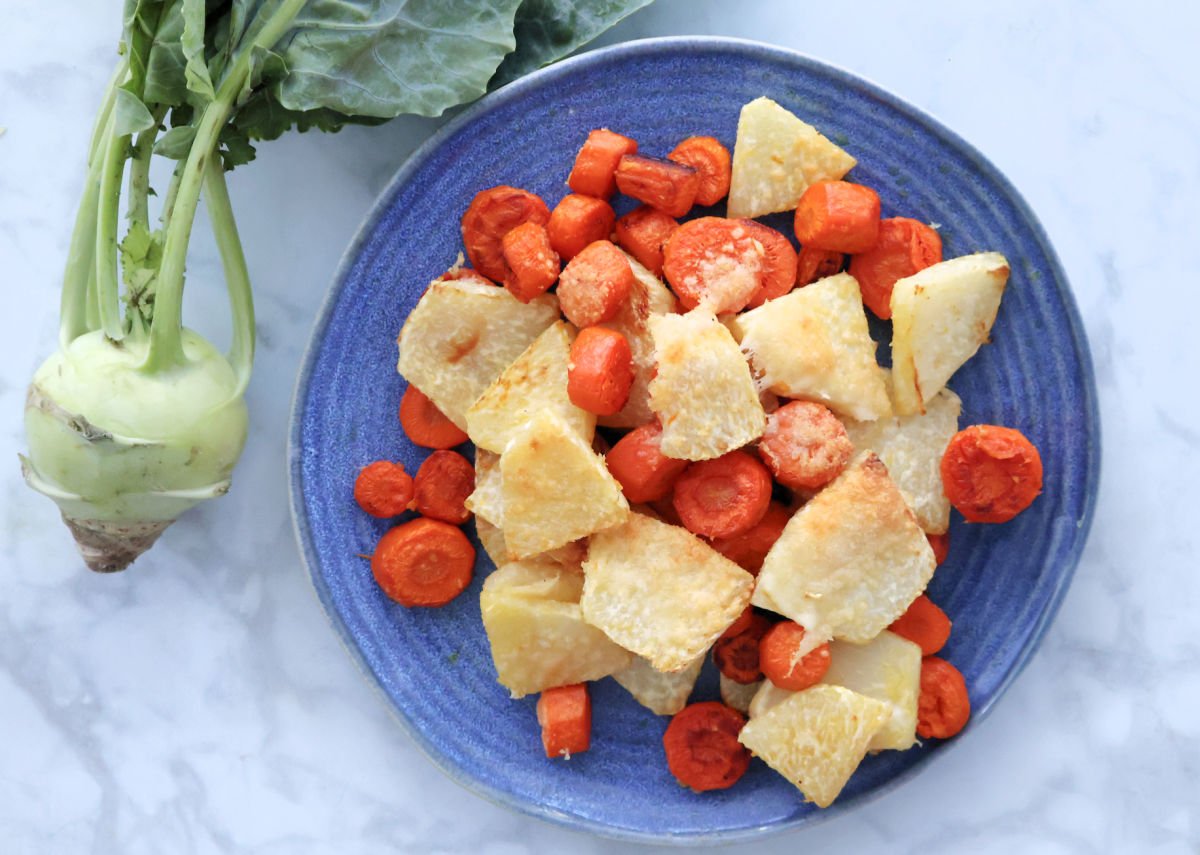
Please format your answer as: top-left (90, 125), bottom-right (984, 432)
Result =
top-left (759, 621), bottom-right (832, 691)
top-left (712, 611), bottom-right (774, 684)
top-left (917, 656), bottom-right (971, 739)
top-left (758, 401), bottom-right (853, 491)
top-left (371, 517), bottom-right (475, 607)
top-left (662, 702), bottom-right (750, 792)
top-left (604, 421), bottom-right (689, 504)
top-left (941, 425), bottom-right (1043, 523)
top-left (546, 193), bottom-right (617, 261)
top-left (399, 386), bottom-right (469, 449)
top-left (353, 460), bottom-right (414, 518)
top-left (556, 239), bottom-right (634, 327)
top-left (661, 217), bottom-right (764, 313)
top-left (613, 205), bottom-right (678, 277)
top-left (667, 135), bottom-right (732, 206)
top-left (796, 245), bottom-right (844, 286)
top-left (501, 221), bottom-right (559, 302)
top-left (849, 217), bottom-right (942, 318)
top-left (461, 186), bottom-right (550, 282)
top-left (888, 594), bottom-right (952, 656)
top-left (672, 450), bottom-right (772, 539)
top-left (567, 327), bottom-right (635, 416)
top-left (412, 450), bottom-right (475, 525)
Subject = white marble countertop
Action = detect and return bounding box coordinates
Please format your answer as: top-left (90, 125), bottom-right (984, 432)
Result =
top-left (2, 1), bottom-right (1197, 852)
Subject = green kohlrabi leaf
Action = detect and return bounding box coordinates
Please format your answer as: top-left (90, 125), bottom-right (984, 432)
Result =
top-left (181, 0), bottom-right (217, 102)
top-left (153, 124), bottom-right (198, 158)
top-left (143, 0), bottom-right (188, 106)
top-left (491, 0), bottom-right (655, 88)
top-left (274, 0), bottom-right (525, 119)
top-left (113, 88), bottom-right (157, 136)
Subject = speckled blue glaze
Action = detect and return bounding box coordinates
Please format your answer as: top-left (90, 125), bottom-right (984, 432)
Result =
top-left (288, 37), bottom-right (1099, 845)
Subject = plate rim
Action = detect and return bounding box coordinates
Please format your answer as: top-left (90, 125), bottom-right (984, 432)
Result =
top-left (287, 35), bottom-right (1101, 845)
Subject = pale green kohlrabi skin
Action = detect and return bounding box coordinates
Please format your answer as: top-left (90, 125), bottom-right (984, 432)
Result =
top-left (22, 329), bottom-right (248, 539)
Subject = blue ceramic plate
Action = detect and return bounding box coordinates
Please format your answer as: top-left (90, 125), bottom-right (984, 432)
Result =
top-left (289, 37), bottom-right (1099, 844)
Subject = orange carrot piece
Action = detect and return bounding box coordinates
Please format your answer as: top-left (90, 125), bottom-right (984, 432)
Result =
top-left (662, 702), bottom-right (750, 792)
top-left (917, 656), bottom-right (971, 739)
top-left (567, 327), bottom-right (634, 416)
top-left (412, 450), bottom-right (475, 525)
top-left (758, 401), bottom-right (853, 491)
top-left (556, 239), bottom-right (634, 327)
top-left (740, 220), bottom-right (798, 308)
top-left (667, 136), bottom-right (732, 206)
top-left (709, 501), bottom-right (791, 575)
top-left (849, 217), bottom-right (943, 318)
top-left (672, 451), bottom-right (772, 540)
top-left (371, 517), bottom-right (475, 607)
top-left (661, 217), bottom-right (764, 313)
top-left (941, 425), bottom-right (1043, 523)
top-left (500, 221), bottom-right (560, 302)
top-left (712, 611), bottom-right (774, 684)
top-left (568, 129), bottom-right (638, 199)
top-left (604, 422), bottom-right (689, 504)
top-left (546, 193), bottom-right (617, 261)
top-left (461, 186), bottom-right (550, 282)
top-left (399, 386), bottom-right (469, 450)
top-left (613, 205), bottom-right (678, 277)
top-left (614, 154), bottom-right (699, 218)
top-left (759, 621), bottom-right (832, 691)
top-left (353, 461), bottom-right (414, 518)
top-left (795, 245), bottom-right (845, 286)
top-left (537, 684), bottom-right (592, 758)
top-left (927, 532), bottom-right (950, 566)
top-left (793, 180), bottom-right (881, 254)
top-left (888, 594), bottom-right (952, 656)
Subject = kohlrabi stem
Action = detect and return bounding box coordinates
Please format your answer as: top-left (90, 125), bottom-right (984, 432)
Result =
top-left (144, 0), bottom-right (306, 373)
top-left (127, 116), bottom-right (161, 229)
top-left (60, 62), bottom-right (126, 347)
top-left (160, 162), bottom-right (184, 233)
top-left (202, 159), bottom-right (255, 396)
top-left (94, 110), bottom-right (129, 341)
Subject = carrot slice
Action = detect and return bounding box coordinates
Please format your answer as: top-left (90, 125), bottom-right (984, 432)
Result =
top-left (888, 594), bottom-right (952, 656)
top-left (796, 245), bottom-right (845, 286)
top-left (567, 327), bottom-right (634, 416)
top-left (614, 154), bottom-right (699, 218)
top-left (568, 129), bottom-right (638, 199)
top-left (712, 611), bottom-right (774, 684)
top-left (917, 656), bottom-right (971, 739)
top-left (500, 221), bottom-right (560, 302)
top-left (672, 450), bottom-right (772, 539)
top-left (758, 401), bottom-right (853, 491)
top-left (759, 621), bottom-right (832, 691)
top-left (849, 217), bottom-right (943, 318)
top-left (461, 186), bottom-right (550, 282)
top-left (941, 425), bottom-right (1043, 523)
top-left (661, 216), bottom-right (764, 313)
top-left (604, 421), bottom-right (689, 504)
top-left (546, 193), bottom-right (617, 262)
top-left (708, 501), bottom-right (790, 575)
top-left (537, 684), bottom-right (592, 758)
top-left (667, 136), bottom-right (732, 206)
top-left (556, 239), bottom-right (634, 327)
top-left (399, 386), bottom-right (469, 449)
top-left (793, 180), bottom-right (881, 254)
top-left (371, 517), bottom-right (475, 607)
top-left (613, 205), bottom-right (678, 277)
top-left (662, 702), bottom-right (750, 792)
top-left (353, 460), bottom-right (414, 518)
top-left (412, 450), bottom-right (475, 525)
top-left (927, 532), bottom-right (950, 566)
top-left (740, 220), bottom-right (798, 308)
